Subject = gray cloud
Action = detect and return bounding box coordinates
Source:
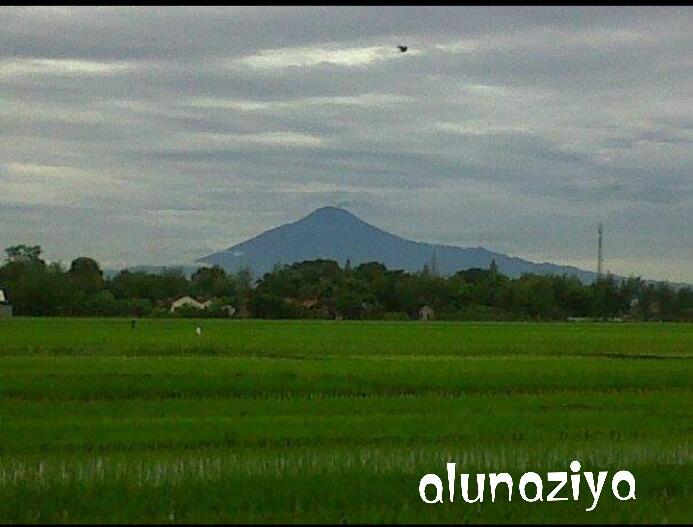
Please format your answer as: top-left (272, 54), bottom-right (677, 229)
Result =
top-left (0, 6), bottom-right (691, 281)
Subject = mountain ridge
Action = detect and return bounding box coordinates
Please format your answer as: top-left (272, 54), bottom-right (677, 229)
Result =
top-left (198, 206), bottom-right (599, 282)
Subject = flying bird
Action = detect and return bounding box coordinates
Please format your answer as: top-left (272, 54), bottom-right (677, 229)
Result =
top-left (397, 45), bottom-right (408, 53)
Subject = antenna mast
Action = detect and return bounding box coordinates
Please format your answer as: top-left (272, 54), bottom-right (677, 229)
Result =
top-left (597, 222), bottom-right (604, 278)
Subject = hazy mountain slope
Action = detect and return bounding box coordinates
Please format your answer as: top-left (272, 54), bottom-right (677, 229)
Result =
top-left (198, 206), bottom-right (597, 282)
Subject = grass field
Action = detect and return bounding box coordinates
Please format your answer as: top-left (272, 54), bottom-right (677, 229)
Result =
top-left (0, 318), bottom-right (691, 523)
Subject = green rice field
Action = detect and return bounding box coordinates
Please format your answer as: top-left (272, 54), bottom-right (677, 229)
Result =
top-left (0, 318), bottom-right (691, 523)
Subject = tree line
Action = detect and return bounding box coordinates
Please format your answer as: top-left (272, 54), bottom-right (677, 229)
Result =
top-left (1, 245), bottom-right (691, 321)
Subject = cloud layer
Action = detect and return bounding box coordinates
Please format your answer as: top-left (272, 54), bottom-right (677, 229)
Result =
top-left (1, 7), bottom-right (691, 281)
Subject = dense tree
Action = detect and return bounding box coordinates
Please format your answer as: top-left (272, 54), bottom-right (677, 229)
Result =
top-left (1, 245), bottom-right (691, 321)
top-left (68, 257), bottom-right (105, 296)
top-left (191, 266), bottom-right (235, 300)
top-left (6, 245), bottom-right (43, 264)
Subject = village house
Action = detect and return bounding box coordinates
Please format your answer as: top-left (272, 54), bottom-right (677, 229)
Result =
top-left (419, 305), bottom-right (435, 321)
top-left (0, 288), bottom-right (12, 318)
top-left (221, 305), bottom-right (237, 317)
top-left (169, 296), bottom-right (212, 313)
top-left (168, 295), bottom-right (237, 317)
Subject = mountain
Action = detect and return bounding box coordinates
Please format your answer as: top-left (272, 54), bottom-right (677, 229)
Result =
top-left (198, 206), bottom-right (598, 282)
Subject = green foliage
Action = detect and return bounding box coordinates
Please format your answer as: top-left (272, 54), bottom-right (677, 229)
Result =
top-left (5, 244), bottom-right (43, 264)
top-left (68, 257), bottom-right (104, 292)
top-left (1, 245), bottom-right (691, 320)
top-left (382, 311), bottom-right (410, 321)
top-left (191, 266), bottom-right (236, 300)
top-left (250, 292), bottom-right (301, 319)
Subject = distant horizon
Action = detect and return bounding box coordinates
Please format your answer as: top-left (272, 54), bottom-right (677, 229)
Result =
top-left (3, 204), bottom-right (689, 285)
top-left (83, 206), bottom-right (685, 286)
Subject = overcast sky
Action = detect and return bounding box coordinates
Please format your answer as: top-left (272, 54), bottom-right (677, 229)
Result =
top-left (1, 7), bottom-right (691, 281)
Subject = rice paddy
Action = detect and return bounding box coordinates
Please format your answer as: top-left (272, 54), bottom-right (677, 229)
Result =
top-left (0, 318), bottom-right (691, 523)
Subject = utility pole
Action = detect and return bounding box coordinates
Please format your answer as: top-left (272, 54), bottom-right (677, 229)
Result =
top-left (597, 222), bottom-right (604, 278)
